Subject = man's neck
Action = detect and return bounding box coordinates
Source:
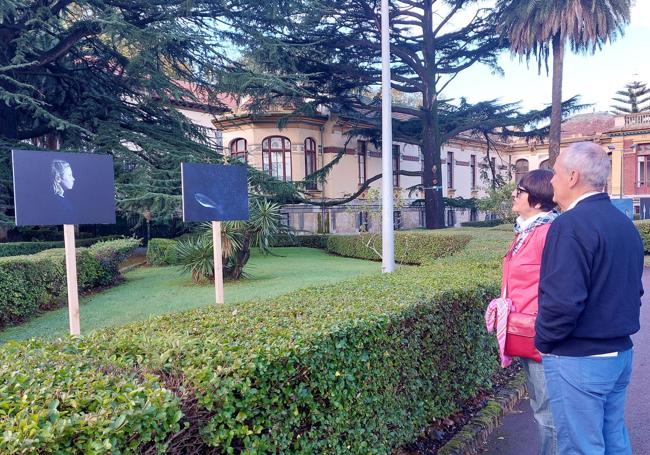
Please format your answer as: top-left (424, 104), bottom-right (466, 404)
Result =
top-left (565, 190), bottom-right (601, 211)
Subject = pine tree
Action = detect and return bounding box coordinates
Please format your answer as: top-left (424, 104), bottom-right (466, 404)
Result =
top-left (0, 0), bottom-right (301, 226)
top-left (237, 0), bottom-right (582, 228)
top-left (611, 81), bottom-right (650, 115)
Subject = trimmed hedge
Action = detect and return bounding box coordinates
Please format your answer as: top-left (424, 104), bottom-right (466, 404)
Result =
top-left (326, 231), bottom-right (471, 264)
top-left (0, 235), bottom-right (122, 258)
top-left (635, 221), bottom-right (650, 253)
top-left (0, 238), bottom-right (140, 327)
top-left (147, 238), bottom-right (180, 266)
top-left (0, 340), bottom-right (181, 454)
top-left (460, 219), bottom-right (505, 228)
top-left (273, 234), bottom-right (328, 249)
top-left (0, 227), bottom-right (513, 453)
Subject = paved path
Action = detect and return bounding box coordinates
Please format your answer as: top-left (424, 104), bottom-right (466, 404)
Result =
top-left (482, 270), bottom-right (650, 454)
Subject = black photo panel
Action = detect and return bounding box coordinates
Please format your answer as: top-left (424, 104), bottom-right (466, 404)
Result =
top-left (12, 150), bottom-right (116, 226)
top-left (640, 198), bottom-right (650, 220)
top-left (181, 163), bottom-right (249, 222)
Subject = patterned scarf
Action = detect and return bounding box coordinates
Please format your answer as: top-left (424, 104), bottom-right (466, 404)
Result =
top-left (511, 210), bottom-right (559, 255)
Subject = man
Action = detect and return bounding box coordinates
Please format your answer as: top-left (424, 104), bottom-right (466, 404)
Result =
top-left (536, 141), bottom-right (643, 455)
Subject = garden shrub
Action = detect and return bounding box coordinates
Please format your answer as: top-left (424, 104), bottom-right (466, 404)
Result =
top-left (326, 231), bottom-right (471, 264)
top-left (0, 235), bottom-right (121, 258)
top-left (147, 238), bottom-right (179, 266)
top-left (460, 219), bottom-right (505, 228)
top-left (274, 234), bottom-right (328, 249)
top-left (0, 239), bottom-right (140, 327)
top-left (0, 340), bottom-right (181, 454)
top-left (0, 228), bottom-right (512, 453)
top-left (634, 220), bottom-right (650, 253)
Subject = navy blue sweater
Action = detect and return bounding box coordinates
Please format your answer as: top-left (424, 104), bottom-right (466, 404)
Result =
top-left (535, 193), bottom-right (644, 356)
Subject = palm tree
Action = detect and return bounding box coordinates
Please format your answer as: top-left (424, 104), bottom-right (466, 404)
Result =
top-left (496, 0), bottom-right (631, 166)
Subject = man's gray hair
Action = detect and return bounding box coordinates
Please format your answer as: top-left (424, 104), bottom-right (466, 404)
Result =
top-left (561, 142), bottom-right (611, 190)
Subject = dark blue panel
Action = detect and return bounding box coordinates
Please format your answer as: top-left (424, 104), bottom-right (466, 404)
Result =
top-left (181, 163), bottom-right (249, 222)
top-left (12, 150), bottom-right (116, 226)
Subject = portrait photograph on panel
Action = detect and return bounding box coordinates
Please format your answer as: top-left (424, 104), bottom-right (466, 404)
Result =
top-left (181, 163), bottom-right (248, 222)
top-left (611, 197), bottom-right (634, 221)
top-left (12, 150), bottom-right (116, 226)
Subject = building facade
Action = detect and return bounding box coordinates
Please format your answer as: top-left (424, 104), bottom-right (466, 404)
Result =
top-left (212, 106), bottom-right (509, 233)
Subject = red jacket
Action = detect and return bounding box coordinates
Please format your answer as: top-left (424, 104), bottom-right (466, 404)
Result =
top-left (501, 224), bottom-right (551, 315)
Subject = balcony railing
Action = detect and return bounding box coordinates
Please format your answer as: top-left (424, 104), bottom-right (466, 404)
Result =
top-left (624, 113), bottom-right (650, 126)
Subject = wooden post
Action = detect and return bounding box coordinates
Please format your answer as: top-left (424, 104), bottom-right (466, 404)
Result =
top-left (63, 224), bottom-right (80, 335)
top-left (212, 221), bottom-right (224, 304)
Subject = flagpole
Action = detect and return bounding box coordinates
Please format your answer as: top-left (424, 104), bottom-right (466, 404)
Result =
top-left (381, 0), bottom-right (395, 273)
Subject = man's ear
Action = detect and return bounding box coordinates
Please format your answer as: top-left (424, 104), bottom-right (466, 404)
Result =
top-left (567, 169), bottom-right (579, 189)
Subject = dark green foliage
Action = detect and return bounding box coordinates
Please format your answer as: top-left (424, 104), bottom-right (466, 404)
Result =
top-left (611, 80), bottom-right (650, 114)
top-left (146, 238), bottom-right (180, 266)
top-left (1, 236), bottom-right (506, 453)
top-left (0, 235), bottom-right (122, 257)
top-left (634, 220), bottom-right (650, 253)
top-left (0, 340), bottom-right (181, 454)
top-left (0, 239), bottom-right (139, 327)
top-left (326, 231), bottom-right (471, 265)
top-left (274, 234), bottom-right (328, 249)
top-left (461, 220), bottom-right (506, 228)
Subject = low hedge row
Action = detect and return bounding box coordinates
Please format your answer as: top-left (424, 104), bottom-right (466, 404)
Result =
top-left (273, 234), bottom-right (328, 249)
top-left (326, 231), bottom-right (472, 264)
top-left (0, 235), bottom-right (122, 258)
top-left (634, 220), bottom-right (650, 253)
top-left (0, 238), bottom-right (140, 327)
top-left (0, 340), bottom-right (181, 454)
top-left (146, 238), bottom-right (180, 266)
top-left (459, 219), bottom-right (505, 228)
top-left (0, 227), bottom-right (511, 453)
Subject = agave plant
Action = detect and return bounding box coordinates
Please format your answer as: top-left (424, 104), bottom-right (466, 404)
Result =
top-left (176, 198), bottom-right (292, 282)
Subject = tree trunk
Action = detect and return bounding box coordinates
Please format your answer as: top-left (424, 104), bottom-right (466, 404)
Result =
top-left (549, 31), bottom-right (565, 167)
top-left (421, 113), bottom-right (445, 229)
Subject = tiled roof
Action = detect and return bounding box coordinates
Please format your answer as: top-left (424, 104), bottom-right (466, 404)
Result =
top-left (560, 112), bottom-right (615, 138)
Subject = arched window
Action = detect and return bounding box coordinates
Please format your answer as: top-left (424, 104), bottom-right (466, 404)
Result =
top-left (304, 138), bottom-right (317, 190)
top-left (230, 138), bottom-right (247, 162)
top-left (262, 136), bottom-right (292, 181)
top-left (515, 159), bottom-right (529, 183)
top-left (540, 159), bottom-right (552, 171)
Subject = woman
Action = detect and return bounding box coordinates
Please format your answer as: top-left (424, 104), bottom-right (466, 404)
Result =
top-left (503, 169), bottom-right (558, 455)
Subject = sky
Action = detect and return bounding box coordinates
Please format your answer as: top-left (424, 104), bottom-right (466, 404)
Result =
top-left (440, 2), bottom-right (650, 113)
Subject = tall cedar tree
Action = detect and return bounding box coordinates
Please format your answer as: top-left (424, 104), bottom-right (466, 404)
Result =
top-left (241, 0), bottom-right (581, 228)
top-left (0, 0), bottom-right (303, 226)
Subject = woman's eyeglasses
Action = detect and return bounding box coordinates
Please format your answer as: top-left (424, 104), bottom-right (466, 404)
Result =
top-left (515, 186), bottom-right (529, 197)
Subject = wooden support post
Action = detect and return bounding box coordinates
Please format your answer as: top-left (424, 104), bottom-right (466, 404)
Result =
top-left (212, 221), bottom-right (224, 304)
top-left (63, 224), bottom-right (80, 335)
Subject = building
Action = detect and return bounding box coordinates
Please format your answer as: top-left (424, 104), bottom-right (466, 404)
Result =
top-left (507, 111), bottom-right (650, 216)
top-left (212, 103), bottom-right (509, 233)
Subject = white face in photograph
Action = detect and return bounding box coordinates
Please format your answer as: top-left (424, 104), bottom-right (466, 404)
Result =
top-left (60, 166), bottom-right (75, 190)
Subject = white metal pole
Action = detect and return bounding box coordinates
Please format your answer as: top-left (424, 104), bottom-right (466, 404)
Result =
top-left (381, 0), bottom-right (395, 273)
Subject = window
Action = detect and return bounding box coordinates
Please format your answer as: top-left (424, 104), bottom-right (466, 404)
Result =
top-left (304, 138), bottom-right (317, 190)
top-left (515, 159), bottom-right (529, 184)
top-left (447, 152), bottom-right (454, 189)
top-left (393, 210), bottom-right (402, 230)
top-left (470, 208), bottom-right (478, 222)
top-left (392, 145), bottom-right (400, 187)
top-left (358, 211), bottom-right (369, 232)
top-left (358, 140), bottom-right (367, 185)
top-left (230, 138), bottom-right (247, 162)
top-left (638, 156), bottom-right (650, 187)
top-left (540, 159), bottom-right (551, 171)
top-left (470, 155), bottom-right (477, 189)
top-left (262, 136), bottom-right (292, 181)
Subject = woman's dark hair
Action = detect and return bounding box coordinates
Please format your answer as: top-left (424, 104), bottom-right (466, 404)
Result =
top-left (519, 169), bottom-right (555, 211)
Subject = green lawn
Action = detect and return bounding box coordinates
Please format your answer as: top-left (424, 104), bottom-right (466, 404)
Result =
top-left (0, 247), bottom-right (380, 343)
